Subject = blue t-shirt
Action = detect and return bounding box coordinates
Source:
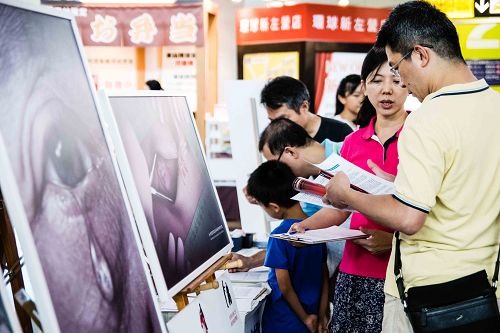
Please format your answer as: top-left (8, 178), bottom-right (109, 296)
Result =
top-left (262, 219), bottom-right (327, 333)
top-left (300, 139), bottom-right (341, 216)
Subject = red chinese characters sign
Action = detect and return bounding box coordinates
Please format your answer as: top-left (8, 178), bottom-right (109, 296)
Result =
top-left (55, 5), bottom-right (203, 46)
top-left (236, 4), bottom-right (391, 45)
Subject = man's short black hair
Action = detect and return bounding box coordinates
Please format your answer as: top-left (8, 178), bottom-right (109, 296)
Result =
top-left (260, 76), bottom-right (311, 114)
top-left (258, 118), bottom-right (315, 155)
top-left (376, 1), bottom-right (465, 63)
top-left (247, 160), bottom-right (298, 208)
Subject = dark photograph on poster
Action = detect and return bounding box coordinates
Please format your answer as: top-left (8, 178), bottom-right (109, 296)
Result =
top-left (0, 3), bottom-right (164, 332)
top-left (106, 95), bottom-right (231, 295)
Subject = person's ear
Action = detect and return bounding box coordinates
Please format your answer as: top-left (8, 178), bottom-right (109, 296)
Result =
top-left (414, 45), bottom-right (431, 68)
top-left (338, 94), bottom-right (347, 105)
top-left (286, 147), bottom-right (300, 160)
top-left (299, 100), bottom-right (309, 114)
top-left (267, 202), bottom-right (281, 215)
top-left (361, 80), bottom-right (367, 96)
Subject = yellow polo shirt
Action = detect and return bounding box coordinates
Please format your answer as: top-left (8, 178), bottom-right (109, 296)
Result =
top-left (385, 79), bottom-right (500, 298)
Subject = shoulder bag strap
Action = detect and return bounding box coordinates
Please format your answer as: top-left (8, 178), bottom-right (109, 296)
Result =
top-left (394, 231), bottom-right (408, 309)
top-left (394, 231), bottom-right (500, 308)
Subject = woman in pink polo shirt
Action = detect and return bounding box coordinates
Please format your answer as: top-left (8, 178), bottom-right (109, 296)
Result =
top-left (290, 46), bottom-right (409, 332)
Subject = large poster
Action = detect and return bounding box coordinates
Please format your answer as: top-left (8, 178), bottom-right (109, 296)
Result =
top-left (243, 52), bottom-right (299, 80)
top-left (315, 52), bottom-right (366, 117)
top-left (0, 2), bottom-right (165, 332)
top-left (103, 93), bottom-right (232, 297)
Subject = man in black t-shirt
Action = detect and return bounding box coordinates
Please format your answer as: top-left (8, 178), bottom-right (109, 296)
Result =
top-left (260, 76), bottom-right (353, 143)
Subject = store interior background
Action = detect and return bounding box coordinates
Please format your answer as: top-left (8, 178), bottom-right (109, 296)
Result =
top-left (26, 0), bottom-right (499, 239)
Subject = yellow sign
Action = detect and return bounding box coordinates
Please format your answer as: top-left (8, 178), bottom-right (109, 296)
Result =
top-left (428, 0), bottom-right (474, 18)
top-left (454, 19), bottom-right (500, 59)
top-left (243, 52), bottom-right (299, 80)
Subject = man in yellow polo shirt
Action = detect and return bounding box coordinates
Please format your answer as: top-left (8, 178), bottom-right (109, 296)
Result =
top-left (323, 1), bottom-right (500, 332)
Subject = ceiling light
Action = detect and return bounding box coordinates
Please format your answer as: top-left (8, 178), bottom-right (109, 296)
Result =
top-left (338, 0), bottom-right (349, 6)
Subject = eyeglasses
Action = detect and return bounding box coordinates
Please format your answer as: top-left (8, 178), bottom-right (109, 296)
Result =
top-left (389, 44), bottom-right (433, 78)
top-left (276, 146), bottom-right (287, 161)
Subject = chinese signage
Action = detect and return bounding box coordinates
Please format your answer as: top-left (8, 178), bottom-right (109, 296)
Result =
top-left (161, 46), bottom-right (198, 111)
top-left (474, 0), bottom-right (500, 17)
top-left (427, 0), bottom-right (500, 18)
top-left (85, 46), bottom-right (137, 90)
top-left (236, 4), bottom-right (390, 45)
top-left (53, 5), bottom-right (203, 46)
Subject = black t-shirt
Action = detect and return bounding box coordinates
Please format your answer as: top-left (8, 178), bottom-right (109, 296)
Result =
top-left (313, 116), bottom-right (353, 143)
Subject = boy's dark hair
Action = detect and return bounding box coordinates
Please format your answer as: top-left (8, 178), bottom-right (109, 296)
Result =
top-left (260, 76), bottom-right (311, 114)
top-left (247, 160), bottom-right (298, 208)
top-left (335, 74), bottom-right (361, 115)
top-left (376, 1), bottom-right (465, 63)
top-left (355, 47), bottom-right (388, 128)
top-left (258, 118), bottom-right (314, 155)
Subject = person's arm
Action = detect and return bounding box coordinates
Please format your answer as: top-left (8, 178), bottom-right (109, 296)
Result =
top-left (276, 269), bottom-right (318, 333)
top-left (289, 207), bottom-right (350, 233)
top-left (367, 159), bottom-right (396, 182)
top-left (317, 264), bottom-right (330, 333)
top-left (227, 251), bottom-right (266, 272)
top-left (324, 172), bottom-right (426, 235)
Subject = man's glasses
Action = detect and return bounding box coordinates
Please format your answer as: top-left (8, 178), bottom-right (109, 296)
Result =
top-left (389, 44), bottom-right (433, 78)
top-left (276, 146), bottom-right (287, 161)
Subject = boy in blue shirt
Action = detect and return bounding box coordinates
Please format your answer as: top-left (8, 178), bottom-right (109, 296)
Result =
top-left (246, 160), bottom-right (329, 333)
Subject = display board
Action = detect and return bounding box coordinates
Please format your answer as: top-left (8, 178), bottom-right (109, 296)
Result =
top-left (99, 92), bottom-right (232, 298)
top-left (225, 80), bottom-right (270, 235)
top-left (0, 2), bottom-right (165, 332)
top-left (167, 273), bottom-right (242, 333)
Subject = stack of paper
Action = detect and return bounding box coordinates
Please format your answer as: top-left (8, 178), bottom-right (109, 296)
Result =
top-left (234, 285), bottom-right (270, 312)
top-left (270, 225), bottom-right (367, 244)
top-left (228, 267), bottom-right (269, 284)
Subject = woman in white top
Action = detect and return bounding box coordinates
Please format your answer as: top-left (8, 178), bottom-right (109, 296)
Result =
top-left (334, 74), bottom-right (364, 131)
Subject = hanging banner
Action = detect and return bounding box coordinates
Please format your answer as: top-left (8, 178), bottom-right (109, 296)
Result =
top-left (52, 5), bottom-right (204, 46)
top-left (236, 4), bottom-right (390, 45)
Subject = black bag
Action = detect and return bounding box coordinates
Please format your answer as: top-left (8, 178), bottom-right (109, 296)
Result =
top-left (394, 232), bottom-right (500, 333)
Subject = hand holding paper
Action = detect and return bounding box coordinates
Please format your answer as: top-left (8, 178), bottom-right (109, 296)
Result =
top-left (351, 227), bottom-right (393, 255)
top-left (324, 171), bottom-right (352, 209)
top-left (291, 154), bottom-right (395, 211)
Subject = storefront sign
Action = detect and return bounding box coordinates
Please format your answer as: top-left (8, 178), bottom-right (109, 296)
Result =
top-left (474, 0), bottom-right (500, 17)
top-left (236, 4), bottom-right (390, 45)
top-left (53, 5), bottom-right (203, 46)
top-left (455, 20), bottom-right (500, 59)
top-left (454, 19), bottom-right (500, 88)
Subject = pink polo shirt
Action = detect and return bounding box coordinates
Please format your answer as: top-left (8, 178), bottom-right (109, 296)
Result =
top-left (339, 116), bottom-right (403, 279)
